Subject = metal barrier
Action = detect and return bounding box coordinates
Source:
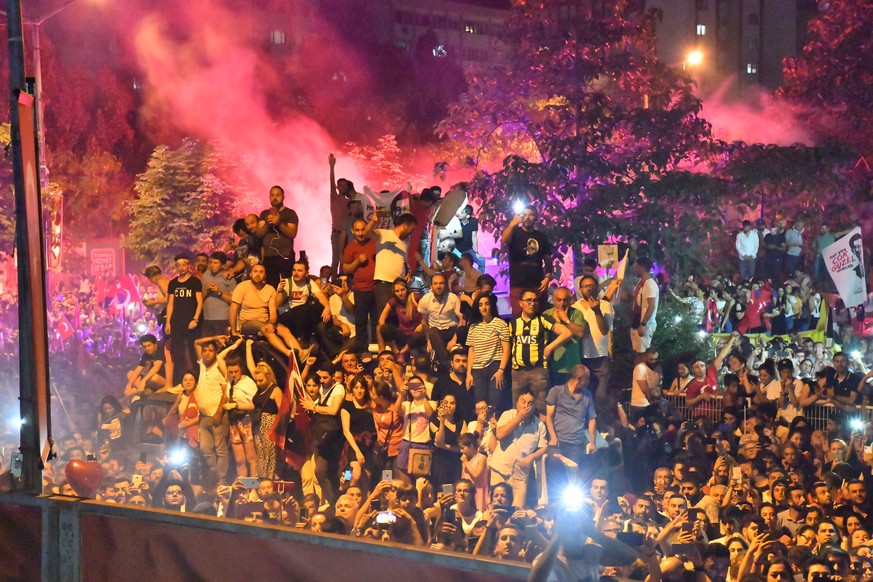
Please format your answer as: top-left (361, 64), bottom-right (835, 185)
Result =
top-left (641, 393), bottom-right (873, 438)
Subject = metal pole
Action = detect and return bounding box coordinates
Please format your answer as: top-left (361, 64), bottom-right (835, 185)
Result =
top-left (33, 23), bottom-right (49, 188)
top-left (8, 0), bottom-right (52, 493)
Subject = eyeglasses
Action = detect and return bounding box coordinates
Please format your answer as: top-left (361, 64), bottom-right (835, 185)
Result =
top-left (520, 298), bottom-right (537, 304)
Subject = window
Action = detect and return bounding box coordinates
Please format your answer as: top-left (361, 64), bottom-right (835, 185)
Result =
top-left (271, 30), bottom-right (286, 45)
top-left (746, 63), bottom-right (758, 74)
top-left (433, 45), bottom-right (447, 58)
top-left (696, 24), bottom-right (706, 35)
top-left (465, 23), bottom-right (476, 34)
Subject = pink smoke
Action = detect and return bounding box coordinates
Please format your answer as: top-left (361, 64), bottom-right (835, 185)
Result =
top-left (128, 0), bottom-right (368, 267)
top-left (700, 78), bottom-right (815, 146)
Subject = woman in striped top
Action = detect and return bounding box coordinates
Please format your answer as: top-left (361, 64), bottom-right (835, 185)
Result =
top-left (465, 293), bottom-right (510, 409)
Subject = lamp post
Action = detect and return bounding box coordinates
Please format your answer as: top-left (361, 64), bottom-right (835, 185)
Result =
top-left (31, 0), bottom-right (85, 271)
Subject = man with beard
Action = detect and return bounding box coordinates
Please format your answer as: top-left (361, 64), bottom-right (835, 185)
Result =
top-left (628, 349), bottom-right (661, 424)
top-left (573, 274), bottom-right (617, 422)
top-left (165, 254), bottom-right (203, 384)
top-left (418, 273), bottom-right (464, 366)
top-left (501, 205), bottom-right (552, 317)
top-left (229, 263), bottom-right (302, 358)
top-left (363, 212), bottom-right (418, 315)
top-left (254, 185), bottom-right (299, 287)
top-left (342, 218), bottom-right (377, 353)
top-left (431, 348), bottom-right (474, 423)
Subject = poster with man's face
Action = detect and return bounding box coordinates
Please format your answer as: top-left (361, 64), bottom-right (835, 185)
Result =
top-left (823, 227), bottom-right (867, 308)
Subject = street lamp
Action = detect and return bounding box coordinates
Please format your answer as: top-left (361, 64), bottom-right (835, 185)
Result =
top-left (30, 0), bottom-right (87, 270)
top-left (684, 49), bottom-right (704, 69)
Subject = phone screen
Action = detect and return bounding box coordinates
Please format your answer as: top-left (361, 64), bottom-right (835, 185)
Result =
top-left (382, 470), bottom-right (393, 482)
top-left (441, 484), bottom-right (454, 496)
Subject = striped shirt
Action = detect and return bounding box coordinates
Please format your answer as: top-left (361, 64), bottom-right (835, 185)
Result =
top-left (466, 318), bottom-right (510, 369)
top-left (510, 315), bottom-right (554, 370)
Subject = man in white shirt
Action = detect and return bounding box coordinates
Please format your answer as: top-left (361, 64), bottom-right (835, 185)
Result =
top-left (193, 338), bottom-right (229, 485)
top-left (573, 274), bottom-right (616, 422)
top-left (736, 220), bottom-right (759, 281)
top-left (630, 258), bottom-right (659, 364)
top-left (629, 349), bottom-right (661, 424)
top-left (418, 273), bottom-right (464, 366)
top-left (490, 392), bottom-right (548, 508)
top-left (785, 219), bottom-right (804, 276)
top-left (363, 212), bottom-right (418, 315)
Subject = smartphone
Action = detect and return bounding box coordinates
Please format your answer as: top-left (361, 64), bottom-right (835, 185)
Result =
top-left (616, 531), bottom-right (645, 546)
top-left (680, 522), bottom-right (695, 534)
top-left (139, 452), bottom-right (147, 463)
top-left (381, 469), bottom-right (393, 482)
top-left (343, 467), bottom-right (353, 481)
top-left (375, 510), bottom-right (397, 525)
top-left (239, 477), bottom-right (260, 489)
top-left (672, 543), bottom-right (697, 556)
top-left (299, 506), bottom-right (309, 520)
top-left (442, 505), bottom-right (457, 525)
top-left (131, 474), bottom-right (143, 488)
top-left (486, 405), bottom-right (496, 419)
top-left (731, 466), bottom-right (743, 481)
top-left (441, 484), bottom-right (454, 496)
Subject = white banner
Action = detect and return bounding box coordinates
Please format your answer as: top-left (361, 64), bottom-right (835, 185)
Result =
top-left (823, 227), bottom-right (867, 308)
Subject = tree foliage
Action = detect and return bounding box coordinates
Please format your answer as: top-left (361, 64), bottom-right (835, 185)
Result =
top-left (779, 0), bottom-right (873, 154)
top-left (437, 1), bottom-right (715, 277)
top-left (126, 139), bottom-right (249, 264)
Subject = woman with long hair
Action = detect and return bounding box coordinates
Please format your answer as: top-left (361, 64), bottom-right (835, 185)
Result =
top-left (371, 379), bottom-right (403, 476)
top-left (376, 278), bottom-right (423, 358)
top-left (430, 394), bottom-right (467, 488)
top-left (464, 292), bottom-right (509, 409)
top-left (96, 395), bottom-right (126, 449)
top-left (340, 374), bottom-right (377, 489)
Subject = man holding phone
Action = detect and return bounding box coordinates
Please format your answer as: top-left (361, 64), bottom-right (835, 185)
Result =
top-left (501, 205), bottom-right (552, 318)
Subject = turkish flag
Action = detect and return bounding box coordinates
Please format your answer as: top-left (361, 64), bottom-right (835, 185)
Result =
top-left (56, 315), bottom-right (74, 342)
top-left (118, 273), bottom-right (142, 304)
top-left (269, 353), bottom-right (310, 471)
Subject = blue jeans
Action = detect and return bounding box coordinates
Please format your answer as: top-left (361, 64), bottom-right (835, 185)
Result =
top-left (739, 258), bottom-right (756, 281)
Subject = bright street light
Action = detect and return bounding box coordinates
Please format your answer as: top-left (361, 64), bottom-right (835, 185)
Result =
top-left (685, 49), bottom-right (704, 68)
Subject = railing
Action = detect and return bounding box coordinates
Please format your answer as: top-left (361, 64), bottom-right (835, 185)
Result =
top-left (634, 393), bottom-right (873, 437)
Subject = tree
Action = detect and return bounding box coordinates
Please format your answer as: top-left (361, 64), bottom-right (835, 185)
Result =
top-left (779, 0), bottom-right (873, 154)
top-left (126, 139), bottom-right (250, 265)
top-left (437, 1), bottom-right (715, 277)
top-left (343, 135), bottom-right (429, 191)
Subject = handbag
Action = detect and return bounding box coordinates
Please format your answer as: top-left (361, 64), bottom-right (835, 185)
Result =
top-left (407, 446), bottom-right (432, 476)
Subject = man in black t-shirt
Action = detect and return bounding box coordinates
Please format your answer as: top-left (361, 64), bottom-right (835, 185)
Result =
top-left (254, 185), bottom-right (300, 287)
top-left (166, 254), bottom-right (203, 384)
top-left (124, 334), bottom-right (166, 400)
top-left (831, 351), bottom-right (862, 406)
top-left (431, 349), bottom-right (475, 423)
top-left (501, 205), bottom-right (552, 317)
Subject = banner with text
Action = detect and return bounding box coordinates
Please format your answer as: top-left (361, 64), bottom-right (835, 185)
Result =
top-left (823, 227), bottom-right (867, 308)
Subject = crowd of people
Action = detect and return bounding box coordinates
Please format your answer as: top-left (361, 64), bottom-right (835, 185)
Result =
top-left (3, 153), bottom-right (873, 581)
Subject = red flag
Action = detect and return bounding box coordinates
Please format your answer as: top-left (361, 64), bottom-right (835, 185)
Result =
top-left (56, 315), bottom-right (74, 342)
top-left (94, 274), bottom-right (107, 304)
top-left (268, 353), bottom-right (310, 470)
top-left (119, 273), bottom-right (142, 304)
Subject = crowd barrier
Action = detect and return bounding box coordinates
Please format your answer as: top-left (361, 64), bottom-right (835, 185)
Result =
top-left (645, 393), bottom-right (873, 437)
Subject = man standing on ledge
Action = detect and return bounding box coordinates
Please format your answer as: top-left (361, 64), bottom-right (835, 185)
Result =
top-left (630, 257), bottom-right (658, 364)
top-left (255, 185), bottom-right (299, 288)
top-left (501, 205), bottom-right (552, 317)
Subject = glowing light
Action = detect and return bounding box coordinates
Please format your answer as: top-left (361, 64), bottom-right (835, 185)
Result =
top-left (562, 483), bottom-right (587, 512)
top-left (168, 447), bottom-right (190, 466)
top-left (513, 200), bottom-right (526, 214)
top-left (851, 351), bottom-right (862, 360)
top-left (851, 419), bottom-right (865, 431)
top-left (138, 324), bottom-right (148, 333)
top-left (685, 49), bottom-right (704, 68)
